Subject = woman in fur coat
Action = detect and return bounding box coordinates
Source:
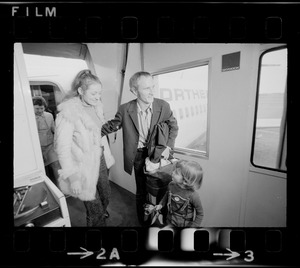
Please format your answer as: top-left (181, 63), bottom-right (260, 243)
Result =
top-left (54, 69), bottom-right (111, 227)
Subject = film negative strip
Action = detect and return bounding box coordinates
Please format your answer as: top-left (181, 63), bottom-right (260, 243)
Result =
top-left (4, 227), bottom-right (298, 266)
top-left (1, 0), bottom-right (299, 267)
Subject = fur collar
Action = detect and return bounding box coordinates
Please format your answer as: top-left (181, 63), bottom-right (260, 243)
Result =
top-left (57, 97), bottom-right (105, 130)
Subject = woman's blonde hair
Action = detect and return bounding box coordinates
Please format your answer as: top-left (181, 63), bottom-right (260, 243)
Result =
top-left (63, 69), bottom-right (102, 101)
top-left (173, 160), bottom-right (203, 191)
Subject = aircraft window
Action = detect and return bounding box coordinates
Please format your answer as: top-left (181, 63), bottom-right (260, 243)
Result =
top-left (185, 107), bottom-right (189, 118)
top-left (179, 108), bottom-right (184, 120)
top-left (191, 106), bottom-right (194, 116)
top-left (251, 47), bottom-right (287, 172)
top-left (153, 64), bottom-right (209, 157)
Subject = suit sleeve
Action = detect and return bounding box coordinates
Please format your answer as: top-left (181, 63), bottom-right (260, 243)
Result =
top-left (164, 102), bottom-right (179, 149)
top-left (101, 108), bottom-right (123, 137)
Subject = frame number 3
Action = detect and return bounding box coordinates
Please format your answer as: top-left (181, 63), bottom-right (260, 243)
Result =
top-left (244, 250), bottom-right (254, 262)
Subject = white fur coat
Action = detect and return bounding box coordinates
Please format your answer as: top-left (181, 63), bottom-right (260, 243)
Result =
top-left (54, 97), bottom-right (105, 201)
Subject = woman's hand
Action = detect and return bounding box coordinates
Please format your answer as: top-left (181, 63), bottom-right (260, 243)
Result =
top-left (69, 174), bottom-right (82, 195)
top-left (70, 181), bottom-right (82, 195)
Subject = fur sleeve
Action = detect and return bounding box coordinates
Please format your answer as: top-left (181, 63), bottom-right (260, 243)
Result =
top-left (56, 98), bottom-right (82, 124)
top-left (54, 112), bottom-right (79, 180)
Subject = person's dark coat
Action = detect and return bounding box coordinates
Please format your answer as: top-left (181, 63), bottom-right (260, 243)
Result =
top-left (101, 98), bottom-right (178, 174)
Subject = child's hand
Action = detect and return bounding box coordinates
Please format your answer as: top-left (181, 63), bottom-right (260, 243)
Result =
top-left (155, 204), bottom-right (162, 211)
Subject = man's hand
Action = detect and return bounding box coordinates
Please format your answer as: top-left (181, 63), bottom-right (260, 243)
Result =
top-left (161, 146), bottom-right (171, 160)
top-left (155, 204), bottom-right (163, 211)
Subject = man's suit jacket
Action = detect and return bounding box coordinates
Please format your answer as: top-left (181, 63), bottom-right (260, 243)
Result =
top-left (102, 98), bottom-right (179, 175)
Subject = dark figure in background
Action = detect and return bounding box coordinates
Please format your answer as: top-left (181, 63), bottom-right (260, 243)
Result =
top-left (32, 96), bottom-right (60, 186)
top-left (101, 71), bottom-right (178, 226)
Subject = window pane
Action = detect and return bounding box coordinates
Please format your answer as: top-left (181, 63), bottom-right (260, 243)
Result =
top-left (154, 64), bottom-right (209, 155)
top-left (252, 48), bottom-right (287, 171)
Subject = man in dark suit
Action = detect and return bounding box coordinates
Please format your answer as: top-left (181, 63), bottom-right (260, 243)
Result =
top-left (101, 71), bottom-right (179, 226)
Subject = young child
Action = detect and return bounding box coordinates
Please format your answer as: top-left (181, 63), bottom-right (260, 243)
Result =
top-left (155, 159), bottom-right (204, 227)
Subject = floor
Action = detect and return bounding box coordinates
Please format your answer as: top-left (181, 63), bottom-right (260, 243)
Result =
top-left (66, 181), bottom-right (140, 227)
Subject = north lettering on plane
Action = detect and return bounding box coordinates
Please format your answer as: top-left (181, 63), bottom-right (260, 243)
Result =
top-left (12, 6), bottom-right (57, 17)
top-left (160, 88), bottom-right (207, 101)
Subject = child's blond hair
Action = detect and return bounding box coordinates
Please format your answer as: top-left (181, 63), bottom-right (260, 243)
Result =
top-left (173, 160), bottom-right (203, 191)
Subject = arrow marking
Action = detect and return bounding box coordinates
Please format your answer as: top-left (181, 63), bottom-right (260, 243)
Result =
top-left (67, 247), bottom-right (94, 259)
top-left (213, 248), bottom-right (240, 260)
